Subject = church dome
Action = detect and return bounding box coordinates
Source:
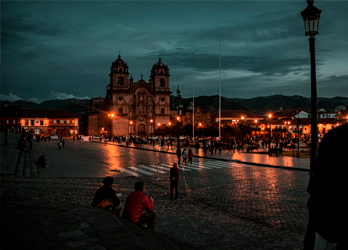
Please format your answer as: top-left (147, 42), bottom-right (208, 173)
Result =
top-left (152, 58), bottom-right (168, 70)
top-left (113, 55), bottom-right (127, 67)
top-left (151, 57), bottom-right (169, 76)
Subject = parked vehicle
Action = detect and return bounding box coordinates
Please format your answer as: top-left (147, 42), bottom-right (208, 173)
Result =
top-left (50, 134), bottom-right (59, 140)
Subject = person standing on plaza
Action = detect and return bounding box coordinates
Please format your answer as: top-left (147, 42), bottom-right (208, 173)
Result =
top-left (122, 181), bottom-right (156, 230)
top-left (195, 141), bottom-right (200, 154)
top-left (182, 148), bottom-right (187, 165)
top-left (158, 139), bottom-right (161, 150)
top-left (176, 147), bottom-right (182, 164)
top-left (62, 139), bottom-right (65, 148)
top-left (58, 140), bottom-right (62, 150)
top-left (188, 148), bottom-right (193, 164)
top-left (303, 122), bottom-right (348, 249)
top-left (170, 163), bottom-right (180, 199)
top-left (92, 176), bottom-right (123, 218)
top-left (104, 137), bottom-right (107, 145)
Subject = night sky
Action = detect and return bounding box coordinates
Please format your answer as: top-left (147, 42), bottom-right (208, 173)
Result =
top-left (1, 1), bottom-right (347, 103)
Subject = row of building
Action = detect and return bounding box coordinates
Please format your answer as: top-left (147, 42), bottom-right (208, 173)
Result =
top-left (1, 55), bottom-right (347, 139)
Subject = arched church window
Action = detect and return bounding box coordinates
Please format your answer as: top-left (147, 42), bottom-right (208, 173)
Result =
top-left (119, 97), bottom-right (123, 101)
top-left (119, 68), bottom-right (123, 73)
top-left (159, 79), bottom-right (165, 87)
top-left (118, 77), bottom-right (124, 85)
top-left (118, 108), bottom-right (123, 114)
top-left (161, 108), bottom-right (165, 114)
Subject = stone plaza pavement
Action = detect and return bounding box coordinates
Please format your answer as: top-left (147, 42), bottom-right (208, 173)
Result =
top-left (1, 133), bottom-right (308, 249)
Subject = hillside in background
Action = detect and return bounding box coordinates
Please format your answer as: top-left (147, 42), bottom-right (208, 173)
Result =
top-left (227, 95), bottom-right (348, 113)
top-left (1, 95), bottom-right (347, 116)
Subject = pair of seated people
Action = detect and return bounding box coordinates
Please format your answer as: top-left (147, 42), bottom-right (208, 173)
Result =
top-left (92, 177), bottom-right (156, 230)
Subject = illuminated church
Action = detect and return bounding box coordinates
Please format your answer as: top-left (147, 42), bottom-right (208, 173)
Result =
top-left (88, 55), bottom-right (171, 137)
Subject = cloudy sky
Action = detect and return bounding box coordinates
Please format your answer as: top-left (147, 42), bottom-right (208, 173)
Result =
top-left (1, 0), bottom-right (347, 103)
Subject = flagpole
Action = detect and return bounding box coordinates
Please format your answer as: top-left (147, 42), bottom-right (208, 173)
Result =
top-left (219, 42), bottom-right (221, 140)
top-left (193, 52), bottom-right (195, 141)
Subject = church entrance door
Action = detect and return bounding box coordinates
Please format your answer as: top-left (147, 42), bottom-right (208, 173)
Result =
top-left (138, 124), bottom-right (145, 136)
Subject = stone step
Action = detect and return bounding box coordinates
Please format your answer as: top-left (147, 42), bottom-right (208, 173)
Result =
top-left (117, 218), bottom-right (164, 250)
top-left (15, 150), bottom-right (24, 177)
top-left (140, 227), bottom-right (181, 250)
top-left (23, 151), bottom-right (31, 177)
top-left (29, 150), bottom-right (38, 177)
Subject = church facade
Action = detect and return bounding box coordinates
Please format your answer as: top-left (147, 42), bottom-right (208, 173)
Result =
top-left (88, 55), bottom-right (171, 137)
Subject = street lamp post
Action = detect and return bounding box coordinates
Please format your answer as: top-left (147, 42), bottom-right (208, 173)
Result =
top-left (150, 119), bottom-right (153, 142)
top-left (268, 114), bottom-right (272, 151)
top-left (176, 88), bottom-right (182, 148)
top-left (301, 0), bottom-right (321, 174)
top-left (240, 116), bottom-right (245, 142)
top-left (301, 1), bottom-right (322, 249)
top-left (4, 101), bottom-right (9, 145)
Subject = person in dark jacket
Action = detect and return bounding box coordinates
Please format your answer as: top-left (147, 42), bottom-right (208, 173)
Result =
top-left (170, 163), bottom-right (180, 199)
top-left (176, 147), bottom-right (182, 164)
top-left (92, 176), bottom-right (123, 217)
top-left (303, 122), bottom-right (348, 249)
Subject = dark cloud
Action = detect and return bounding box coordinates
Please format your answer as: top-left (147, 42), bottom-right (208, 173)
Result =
top-left (1, 1), bottom-right (347, 102)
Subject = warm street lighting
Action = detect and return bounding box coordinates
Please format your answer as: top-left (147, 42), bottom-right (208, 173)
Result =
top-left (199, 123), bottom-right (202, 126)
top-left (129, 121), bottom-right (133, 125)
top-left (108, 113), bottom-right (115, 117)
top-left (158, 123), bottom-right (161, 126)
top-left (176, 116), bottom-right (180, 121)
top-left (168, 122), bottom-right (171, 126)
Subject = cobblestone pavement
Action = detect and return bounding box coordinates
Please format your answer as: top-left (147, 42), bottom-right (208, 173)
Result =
top-left (0, 136), bottom-right (307, 249)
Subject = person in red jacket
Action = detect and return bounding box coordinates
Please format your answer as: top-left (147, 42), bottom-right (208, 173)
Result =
top-left (188, 149), bottom-right (193, 164)
top-left (170, 163), bottom-right (180, 199)
top-left (122, 181), bottom-right (156, 230)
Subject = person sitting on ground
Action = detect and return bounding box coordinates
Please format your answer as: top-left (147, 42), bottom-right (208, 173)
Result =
top-left (122, 181), bottom-right (156, 230)
top-left (92, 176), bottom-right (123, 217)
top-left (37, 155), bottom-right (48, 168)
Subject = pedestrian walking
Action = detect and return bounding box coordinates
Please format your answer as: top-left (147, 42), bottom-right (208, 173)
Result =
top-left (182, 149), bottom-right (187, 165)
top-left (158, 139), bottom-right (161, 150)
top-left (188, 149), bottom-right (193, 164)
top-left (58, 141), bottom-right (62, 150)
top-left (170, 163), bottom-right (180, 199)
top-left (176, 147), bottom-right (181, 164)
top-left (62, 139), bottom-right (65, 148)
top-left (104, 137), bottom-right (107, 145)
